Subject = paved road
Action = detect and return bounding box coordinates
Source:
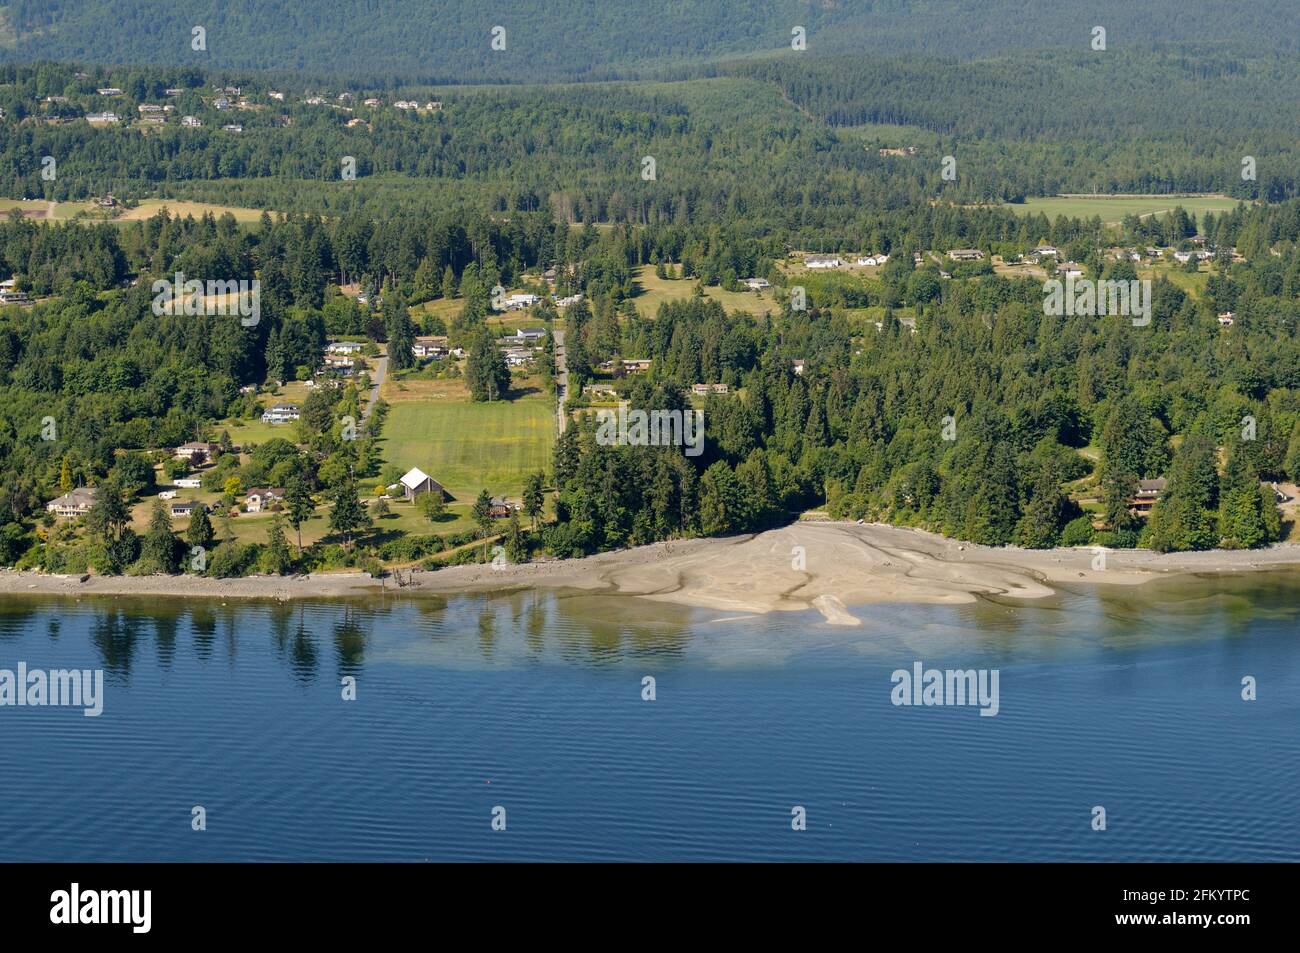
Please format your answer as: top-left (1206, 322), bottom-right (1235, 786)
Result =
top-left (553, 329), bottom-right (568, 435)
top-left (364, 354), bottom-right (388, 422)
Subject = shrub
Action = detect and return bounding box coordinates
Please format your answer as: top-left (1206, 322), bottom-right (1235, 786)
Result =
top-left (1059, 516), bottom-right (1095, 547)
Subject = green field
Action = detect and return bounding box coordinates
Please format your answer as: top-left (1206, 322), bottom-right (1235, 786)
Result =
top-left (1009, 194), bottom-right (1247, 226)
top-left (630, 265), bottom-right (773, 317)
top-left (380, 389), bottom-right (553, 502)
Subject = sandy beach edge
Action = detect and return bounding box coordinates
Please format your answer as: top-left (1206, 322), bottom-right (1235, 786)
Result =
top-left (3, 522), bottom-right (1297, 622)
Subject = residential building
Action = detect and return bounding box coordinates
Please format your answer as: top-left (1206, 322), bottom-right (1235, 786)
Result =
top-left (169, 500), bottom-right (203, 518)
top-left (500, 293), bottom-right (539, 311)
top-left (1128, 478), bottom-right (1168, 516)
top-left (805, 255), bottom-right (843, 269)
top-left (261, 404), bottom-right (300, 424)
top-left (175, 441), bottom-right (220, 461)
top-left (245, 488), bottom-right (285, 513)
top-left (398, 467), bottom-right (447, 502)
top-left (412, 336), bottom-right (448, 359)
top-left (46, 487), bottom-right (97, 517)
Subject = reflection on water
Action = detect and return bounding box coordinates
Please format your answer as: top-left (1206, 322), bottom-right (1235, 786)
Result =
top-left (0, 570), bottom-right (1297, 861)
top-left (2, 570), bottom-right (1291, 678)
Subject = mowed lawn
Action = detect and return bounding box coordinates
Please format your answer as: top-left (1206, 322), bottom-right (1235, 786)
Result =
top-left (1009, 194), bottom-right (1247, 226)
top-left (380, 383), bottom-right (553, 502)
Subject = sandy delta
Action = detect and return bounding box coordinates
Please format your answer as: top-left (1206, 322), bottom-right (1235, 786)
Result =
top-left (3, 522), bottom-right (1298, 625)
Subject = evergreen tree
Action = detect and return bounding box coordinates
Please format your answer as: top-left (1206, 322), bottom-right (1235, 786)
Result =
top-left (285, 476), bottom-right (316, 551)
top-left (1015, 461), bottom-right (1068, 548)
top-left (699, 461), bottom-right (748, 535)
top-left (143, 499), bottom-right (180, 573)
top-left (383, 294), bottom-right (417, 371)
top-left (86, 480), bottom-right (129, 541)
top-left (1218, 446), bottom-right (1271, 549)
top-left (1149, 436), bottom-right (1219, 552)
top-left (522, 471), bottom-right (546, 529)
top-left (472, 489), bottom-right (495, 537)
top-left (329, 476), bottom-right (372, 544)
top-left (465, 329), bottom-right (510, 401)
top-left (264, 514), bottom-right (293, 574)
top-left (185, 504), bottom-right (215, 551)
top-left (504, 509), bottom-right (528, 563)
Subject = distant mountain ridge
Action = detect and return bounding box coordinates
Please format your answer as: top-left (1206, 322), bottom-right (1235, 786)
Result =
top-left (2, 1), bottom-right (1297, 82)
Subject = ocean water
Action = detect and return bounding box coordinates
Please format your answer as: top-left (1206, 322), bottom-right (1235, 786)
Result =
top-left (1, 572), bottom-right (1297, 861)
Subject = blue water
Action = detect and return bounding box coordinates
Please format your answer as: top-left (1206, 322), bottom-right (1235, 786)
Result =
top-left (1, 573), bottom-right (1297, 861)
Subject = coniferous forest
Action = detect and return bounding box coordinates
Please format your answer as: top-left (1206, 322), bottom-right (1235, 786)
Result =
top-left (1, 10), bottom-right (1298, 576)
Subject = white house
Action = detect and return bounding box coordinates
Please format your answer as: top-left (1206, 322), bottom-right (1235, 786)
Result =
top-left (175, 441), bottom-right (220, 461)
top-left (514, 327), bottom-right (546, 343)
top-left (1218, 312), bottom-right (1235, 326)
top-left (743, 278), bottom-right (770, 291)
top-left (500, 293), bottom-right (539, 311)
top-left (327, 341), bottom-right (364, 354)
top-left (245, 488), bottom-right (285, 513)
top-left (261, 404), bottom-right (300, 424)
top-left (805, 255), bottom-right (843, 269)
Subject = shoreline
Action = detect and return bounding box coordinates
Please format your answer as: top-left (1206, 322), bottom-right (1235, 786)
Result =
top-left (4, 522), bottom-right (1299, 623)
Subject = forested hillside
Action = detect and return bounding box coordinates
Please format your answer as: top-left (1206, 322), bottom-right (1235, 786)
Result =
top-left (3, 1), bottom-right (1299, 81)
top-left (3, 58), bottom-right (1299, 230)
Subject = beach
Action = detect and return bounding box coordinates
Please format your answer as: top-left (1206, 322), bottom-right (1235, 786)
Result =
top-left (4, 522), bottom-right (1298, 623)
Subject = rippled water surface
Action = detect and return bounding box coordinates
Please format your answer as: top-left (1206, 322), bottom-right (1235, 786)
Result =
top-left (1, 572), bottom-right (1297, 861)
